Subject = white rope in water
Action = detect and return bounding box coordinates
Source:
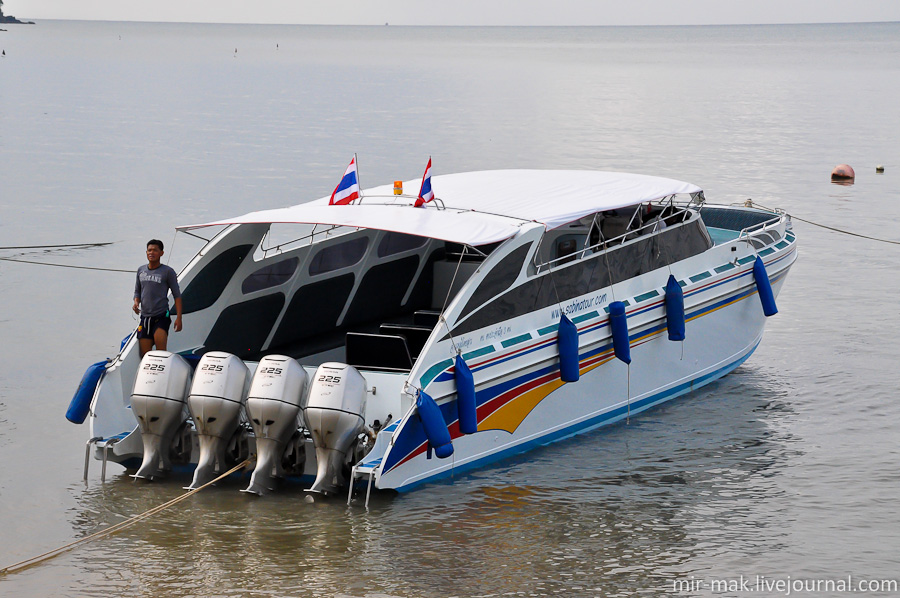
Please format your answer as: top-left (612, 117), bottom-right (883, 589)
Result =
top-left (626, 364), bottom-right (631, 424)
top-left (0, 459), bottom-right (251, 576)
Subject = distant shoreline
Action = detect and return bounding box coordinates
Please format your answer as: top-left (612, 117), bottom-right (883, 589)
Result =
top-left (0, 13), bottom-right (35, 25)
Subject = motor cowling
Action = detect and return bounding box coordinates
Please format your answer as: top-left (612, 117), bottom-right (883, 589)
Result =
top-left (186, 352), bottom-right (250, 489)
top-left (131, 351), bottom-right (193, 480)
top-left (304, 363), bottom-right (367, 495)
top-left (243, 355), bottom-right (308, 495)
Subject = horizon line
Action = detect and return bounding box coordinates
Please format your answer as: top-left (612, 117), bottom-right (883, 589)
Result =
top-left (15, 17), bottom-right (900, 28)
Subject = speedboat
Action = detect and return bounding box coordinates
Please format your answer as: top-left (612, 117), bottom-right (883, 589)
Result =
top-left (67, 169), bottom-right (796, 501)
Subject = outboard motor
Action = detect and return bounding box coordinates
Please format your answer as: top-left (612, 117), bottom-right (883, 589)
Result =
top-left (304, 363), bottom-right (368, 495)
top-left (131, 351), bottom-right (193, 480)
top-left (186, 352), bottom-right (250, 489)
top-left (243, 355), bottom-right (309, 495)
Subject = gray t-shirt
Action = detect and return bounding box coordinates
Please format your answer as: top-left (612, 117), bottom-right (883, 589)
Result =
top-left (134, 264), bottom-right (181, 317)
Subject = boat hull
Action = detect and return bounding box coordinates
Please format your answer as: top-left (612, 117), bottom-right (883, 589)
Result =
top-left (376, 258), bottom-right (793, 492)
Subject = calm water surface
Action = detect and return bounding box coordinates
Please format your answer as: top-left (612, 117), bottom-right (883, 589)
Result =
top-left (1, 20), bottom-right (899, 597)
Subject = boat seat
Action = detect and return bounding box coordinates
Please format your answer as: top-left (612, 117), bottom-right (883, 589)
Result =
top-left (414, 310), bottom-right (441, 327)
top-left (643, 215), bottom-right (668, 234)
top-left (556, 238), bottom-right (578, 264)
top-left (379, 324), bottom-right (433, 357)
top-left (601, 215), bottom-right (638, 244)
top-left (345, 332), bottom-right (413, 371)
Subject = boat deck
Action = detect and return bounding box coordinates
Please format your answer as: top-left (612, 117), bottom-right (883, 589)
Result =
top-left (707, 226), bottom-right (741, 245)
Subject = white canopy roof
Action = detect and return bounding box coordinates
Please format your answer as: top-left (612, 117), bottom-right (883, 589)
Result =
top-left (179, 170), bottom-right (702, 246)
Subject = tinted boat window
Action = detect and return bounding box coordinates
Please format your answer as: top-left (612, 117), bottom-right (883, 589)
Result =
top-left (270, 274), bottom-right (356, 348)
top-left (343, 256), bottom-right (421, 326)
top-left (377, 232), bottom-right (428, 257)
top-left (181, 244), bottom-right (253, 314)
top-left (451, 218), bottom-right (712, 337)
top-left (241, 257), bottom-right (299, 294)
top-left (202, 293), bottom-right (285, 358)
top-left (458, 244), bottom-right (531, 320)
top-left (308, 237), bottom-right (368, 275)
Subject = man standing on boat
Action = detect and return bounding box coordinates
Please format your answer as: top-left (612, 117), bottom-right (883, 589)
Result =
top-left (133, 239), bottom-right (183, 356)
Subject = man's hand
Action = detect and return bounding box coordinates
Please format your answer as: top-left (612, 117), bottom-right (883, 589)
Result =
top-left (133, 298), bottom-right (140, 314)
top-left (174, 315), bottom-right (183, 332)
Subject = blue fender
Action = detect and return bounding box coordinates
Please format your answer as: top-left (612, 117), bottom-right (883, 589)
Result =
top-left (557, 314), bottom-right (580, 382)
top-left (665, 275), bottom-right (686, 341)
top-left (609, 301), bottom-right (632, 365)
top-left (416, 391), bottom-right (453, 458)
top-left (753, 256), bottom-right (778, 317)
top-left (455, 355), bottom-right (478, 435)
top-left (66, 361), bottom-right (107, 424)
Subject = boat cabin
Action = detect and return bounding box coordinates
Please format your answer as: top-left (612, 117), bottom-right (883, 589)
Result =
top-left (173, 176), bottom-right (716, 378)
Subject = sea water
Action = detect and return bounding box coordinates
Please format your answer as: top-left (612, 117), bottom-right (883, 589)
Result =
top-left (1, 20), bottom-right (899, 597)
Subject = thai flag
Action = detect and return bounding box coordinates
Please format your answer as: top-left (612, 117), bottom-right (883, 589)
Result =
top-left (330, 157), bottom-right (360, 205)
top-left (414, 158), bottom-right (434, 207)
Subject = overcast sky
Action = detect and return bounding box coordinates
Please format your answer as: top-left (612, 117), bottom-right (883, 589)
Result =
top-left (5, 0), bottom-right (900, 26)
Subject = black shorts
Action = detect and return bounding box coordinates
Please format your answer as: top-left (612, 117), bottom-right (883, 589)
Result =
top-left (138, 315), bottom-right (171, 340)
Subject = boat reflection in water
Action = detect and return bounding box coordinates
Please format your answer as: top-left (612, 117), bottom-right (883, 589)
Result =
top-left (69, 365), bottom-right (795, 596)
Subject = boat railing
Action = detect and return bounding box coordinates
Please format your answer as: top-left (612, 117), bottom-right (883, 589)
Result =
top-left (533, 206), bottom-right (693, 273)
top-left (257, 222), bottom-right (361, 258)
top-left (735, 210), bottom-right (785, 248)
top-left (255, 195), bottom-right (454, 259)
top-left (356, 193), bottom-right (448, 210)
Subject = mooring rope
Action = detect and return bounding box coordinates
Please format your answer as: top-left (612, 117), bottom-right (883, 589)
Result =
top-left (439, 247), bottom-right (469, 356)
top-left (0, 243), bottom-right (114, 250)
top-left (746, 200), bottom-right (900, 246)
top-left (0, 241), bottom-right (132, 272)
top-left (0, 256), bottom-right (133, 273)
top-left (789, 214), bottom-right (900, 245)
top-left (0, 459), bottom-right (252, 576)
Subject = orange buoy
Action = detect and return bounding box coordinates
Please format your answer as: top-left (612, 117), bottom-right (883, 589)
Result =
top-left (831, 164), bottom-right (855, 180)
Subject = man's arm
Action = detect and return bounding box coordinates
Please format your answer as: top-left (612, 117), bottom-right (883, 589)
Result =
top-left (133, 271), bottom-right (142, 314)
top-left (167, 266), bottom-right (183, 332)
top-left (173, 297), bottom-right (183, 332)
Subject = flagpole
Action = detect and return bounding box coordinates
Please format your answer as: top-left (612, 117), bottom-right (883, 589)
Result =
top-left (415, 156), bottom-right (433, 208)
top-left (424, 154), bottom-right (431, 203)
top-left (354, 152), bottom-right (362, 204)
